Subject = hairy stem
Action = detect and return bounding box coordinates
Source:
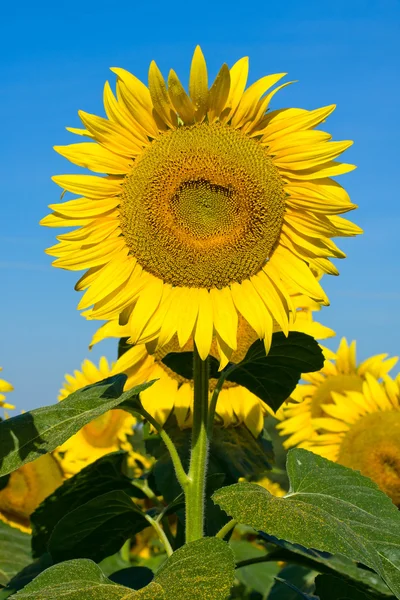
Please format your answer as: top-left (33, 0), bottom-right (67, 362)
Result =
top-left (145, 514), bottom-right (174, 557)
top-left (185, 346), bottom-right (210, 543)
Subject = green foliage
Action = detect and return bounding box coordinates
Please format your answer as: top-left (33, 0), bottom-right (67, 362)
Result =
top-left (108, 566), bottom-right (154, 589)
top-left (162, 332), bottom-right (324, 411)
top-left (268, 566), bottom-right (317, 600)
top-left (273, 577), bottom-right (317, 599)
top-left (213, 449), bottom-right (400, 599)
top-left (48, 491), bottom-right (150, 563)
top-left (230, 540), bottom-right (280, 596)
top-left (0, 555), bottom-right (53, 599)
top-left (314, 574), bottom-right (394, 600)
top-left (31, 451), bottom-right (145, 558)
top-left (0, 522), bottom-right (31, 587)
top-left (0, 376), bottom-right (153, 477)
top-left (258, 534), bottom-right (393, 596)
top-left (154, 538), bottom-right (235, 599)
top-left (8, 559), bottom-right (162, 599)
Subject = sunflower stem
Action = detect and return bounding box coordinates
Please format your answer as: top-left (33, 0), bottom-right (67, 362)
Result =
top-left (185, 345), bottom-right (210, 543)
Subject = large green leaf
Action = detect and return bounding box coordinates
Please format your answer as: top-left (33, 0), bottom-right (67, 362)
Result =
top-left (154, 538), bottom-right (235, 599)
top-left (0, 522), bottom-right (31, 587)
top-left (162, 332), bottom-right (324, 412)
top-left (31, 452), bottom-right (145, 558)
top-left (48, 490), bottom-right (149, 563)
top-left (213, 449), bottom-right (400, 598)
top-left (0, 376), bottom-right (153, 477)
top-left (8, 559), bottom-right (165, 599)
top-left (268, 566), bottom-right (318, 600)
top-left (258, 534), bottom-right (393, 596)
top-left (314, 574), bottom-right (393, 600)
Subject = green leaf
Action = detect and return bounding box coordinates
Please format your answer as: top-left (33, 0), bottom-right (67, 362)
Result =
top-left (48, 490), bottom-right (149, 563)
top-left (31, 451), bottom-right (144, 558)
top-left (213, 449), bottom-right (400, 599)
top-left (154, 538), bottom-right (235, 599)
top-left (0, 555), bottom-right (54, 599)
top-left (268, 566), bottom-right (317, 600)
top-left (162, 332), bottom-right (324, 411)
top-left (314, 574), bottom-right (394, 600)
top-left (273, 576), bottom-right (318, 599)
top-left (225, 332), bottom-right (324, 411)
top-left (258, 534), bottom-right (393, 596)
top-left (8, 559), bottom-right (164, 599)
top-left (230, 540), bottom-right (280, 596)
top-left (0, 522), bottom-right (31, 587)
top-left (0, 376), bottom-right (153, 477)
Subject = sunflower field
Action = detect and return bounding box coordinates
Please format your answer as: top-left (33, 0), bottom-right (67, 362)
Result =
top-left (1, 46), bottom-right (400, 600)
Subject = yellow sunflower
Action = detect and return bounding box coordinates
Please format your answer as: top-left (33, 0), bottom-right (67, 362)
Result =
top-left (43, 46), bottom-right (360, 363)
top-left (0, 454), bottom-right (63, 532)
top-left (89, 298), bottom-right (335, 437)
top-left (277, 338), bottom-right (398, 449)
top-left (55, 357), bottom-right (149, 477)
top-left (305, 373), bottom-right (400, 506)
top-left (0, 367), bottom-right (14, 410)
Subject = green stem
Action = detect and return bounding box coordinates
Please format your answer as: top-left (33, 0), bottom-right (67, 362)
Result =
top-left (207, 365), bottom-right (234, 437)
top-left (185, 345), bottom-right (210, 543)
top-left (145, 514), bottom-right (173, 557)
top-left (215, 519), bottom-right (237, 539)
top-left (135, 405), bottom-right (189, 490)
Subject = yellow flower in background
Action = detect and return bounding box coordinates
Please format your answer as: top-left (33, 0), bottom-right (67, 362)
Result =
top-left (0, 367), bottom-right (14, 410)
top-left (55, 357), bottom-right (149, 477)
top-left (43, 46), bottom-right (361, 364)
top-left (305, 374), bottom-right (400, 506)
top-left (0, 454), bottom-right (63, 532)
top-left (277, 338), bottom-right (398, 449)
top-left (89, 299), bottom-right (335, 437)
top-left (256, 477), bottom-right (286, 497)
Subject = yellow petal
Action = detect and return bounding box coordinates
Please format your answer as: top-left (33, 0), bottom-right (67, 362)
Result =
top-left (110, 67), bottom-right (159, 138)
top-left (52, 174), bottom-right (122, 199)
top-left (210, 287), bottom-right (238, 350)
top-left (194, 289), bottom-right (213, 360)
top-left (220, 57), bottom-right (249, 122)
top-left (207, 64), bottom-right (230, 123)
top-left (78, 255), bottom-right (135, 309)
top-left (167, 69), bottom-right (195, 124)
top-left (54, 142), bottom-right (132, 175)
top-left (128, 277), bottom-right (165, 344)
top-left (48, 197), bottom-right (119, 217)
top-left (148, 61), bottom-right (178, 129)
top-left (177, 288), bottom-right (200, 348)
top-left (78, 110), bottom-right (144, 157)
top-left (280, 160), bottom-right (356, 180)
top-left (262, 105), bottom-right (336, 142)
top-left (103, 81), bottom-right (149, 144)
top-left (251, 271), bottom-right (289, 335)
top-left (40, 212), bottom-right (93, 228)
top-left (274, 140), bottom-right (353, 170)
top-left (53, 236), bottom-right (126, 270)
top-left (231, 73), bottom-right (287, 129)
top-left (189, 46), bottom-right (208, 121)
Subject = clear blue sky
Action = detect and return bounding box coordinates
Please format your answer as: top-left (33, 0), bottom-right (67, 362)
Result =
top-left (1, 0), bottom-right (399, 412)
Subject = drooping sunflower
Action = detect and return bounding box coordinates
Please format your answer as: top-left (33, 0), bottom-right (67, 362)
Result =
top-left (0, 367), bottom-right (14, 410)
top-left (305, 373), bottom-right (400, 506)
top-left (43, 46), bottom-right (361, 363)
top-left (0, 454), bottom-right (63, 532)
top-left (89, 297), bottom-right (335, 437)
top-left (55, 357), bottom-right (149, 476)
top-left (277, 338), bottom-right (398, 449)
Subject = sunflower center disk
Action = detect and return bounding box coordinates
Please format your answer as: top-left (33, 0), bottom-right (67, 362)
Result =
top-left (338, 411), bottom-right (400, 506)
top-left (119, 123), bottom-right (286, 288)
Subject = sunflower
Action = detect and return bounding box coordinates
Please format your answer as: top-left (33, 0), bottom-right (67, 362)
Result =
top-left (305, 374), bottom-right (400, 506)
top-left (43, 46), bottom-right (360, 363)
top-left (277, 338), bottom-right (398, 449)
top-left (89, 297), bottom-right (335, 437)
top-left (0, 454), bottom-right (63, 532)
top-left (55, 357), bottom-right (149, 476)
top-left (0, 367), bottom-right (14, 410)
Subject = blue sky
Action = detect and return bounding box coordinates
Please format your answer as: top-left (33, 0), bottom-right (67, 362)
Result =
top-left (1, 0), bottom-right (399, 412)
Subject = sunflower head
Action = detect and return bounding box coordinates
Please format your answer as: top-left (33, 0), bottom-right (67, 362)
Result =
top-left (55, 357), bottom-right (148, 476)
top-left (277, 338), bottom-right (398, 449)
top-left (0, 367), bottom-right (14, 411)
top-left (306, 374), bottom-right (400, 506)
top-left (0, 454), bottom-right (63, 532)
top-left (43, 46), bottom-right (361, 363)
